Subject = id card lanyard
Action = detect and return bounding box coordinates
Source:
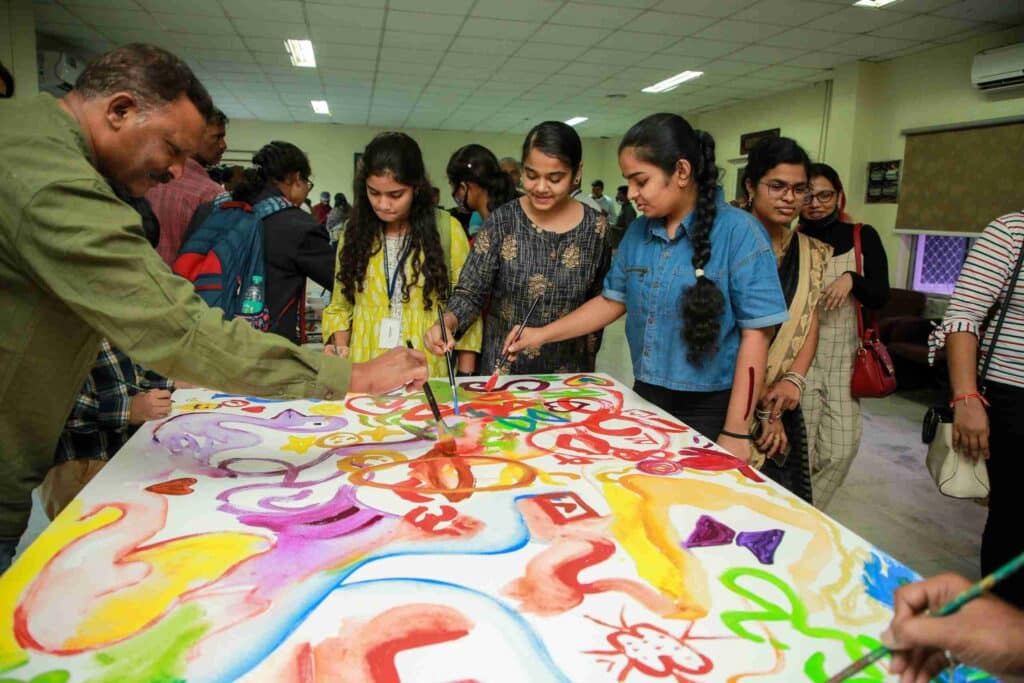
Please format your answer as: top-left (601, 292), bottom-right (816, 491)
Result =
top-left (379, 231), bottom-right (411, 349)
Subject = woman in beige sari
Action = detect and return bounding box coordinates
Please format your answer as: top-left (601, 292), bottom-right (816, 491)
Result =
top-left (744, 137), bottom-right (831, 503)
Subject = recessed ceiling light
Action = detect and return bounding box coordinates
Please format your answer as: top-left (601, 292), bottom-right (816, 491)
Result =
top-left (285, 39), bottom-right (316, 68)
top-left (641, 70), bottom-right (703, 93)
top-left (311, 100), bottom-right (330, 115)
top-left (565, 116), bottom-right (588, 126)
top-left (853, 0), bottom-right (901, 6)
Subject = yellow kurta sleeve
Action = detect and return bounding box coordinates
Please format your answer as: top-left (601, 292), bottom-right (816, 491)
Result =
top-left (448, 216), bottom-right (483, 354)
top-left (322, 235), bottom-right (353, 341)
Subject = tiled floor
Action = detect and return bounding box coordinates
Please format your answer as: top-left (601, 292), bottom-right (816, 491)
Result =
top-left (16, 318), bottom-right (987, 580)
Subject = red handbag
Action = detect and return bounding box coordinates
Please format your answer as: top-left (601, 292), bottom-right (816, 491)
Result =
top-left (850, 224), bottom-right (897, 398)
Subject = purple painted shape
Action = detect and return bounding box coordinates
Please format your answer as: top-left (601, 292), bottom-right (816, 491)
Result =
top-left (736, 529), bottom-right (785, 565)
top-left (684, 514), bottom-right (736, 548)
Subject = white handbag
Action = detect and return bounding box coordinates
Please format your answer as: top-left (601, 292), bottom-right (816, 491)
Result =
top-left (923, 408), bottom-right (989, 499)
top-left (921, 234), bottom-right (1024, 500)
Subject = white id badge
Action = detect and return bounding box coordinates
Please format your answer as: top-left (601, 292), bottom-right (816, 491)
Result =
top-left (378, 317), bottom-right (401, 349)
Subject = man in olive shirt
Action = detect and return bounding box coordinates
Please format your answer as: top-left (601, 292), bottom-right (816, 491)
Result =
top-left (0, 44), bottom-right (427, 570)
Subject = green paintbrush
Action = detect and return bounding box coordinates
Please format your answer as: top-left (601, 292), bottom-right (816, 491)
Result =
top-left (826, 549), bottom-right (1024, 682)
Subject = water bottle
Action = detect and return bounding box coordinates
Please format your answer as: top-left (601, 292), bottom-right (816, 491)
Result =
top-left (241, 275), bottom-right (264, 315)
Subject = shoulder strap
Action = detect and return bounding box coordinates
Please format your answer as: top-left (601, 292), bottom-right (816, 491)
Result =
top-left (979, 231), bottom-right (1024, 388)
top-left (853, 223), bottom-right (870, 340)
top-left (212, 192), bottom-right (232, 208)
top-left (253, 195), bottom-right (293, 220)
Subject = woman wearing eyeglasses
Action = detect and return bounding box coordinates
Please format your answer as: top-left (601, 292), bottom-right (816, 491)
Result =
top-left (742, 138), bottom-right (832, 503)
top-left (799, 163), bottom-right (890, 509)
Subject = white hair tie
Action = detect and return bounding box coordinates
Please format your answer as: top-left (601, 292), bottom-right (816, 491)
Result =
top-left (695, 268), bottom-right (705, 278)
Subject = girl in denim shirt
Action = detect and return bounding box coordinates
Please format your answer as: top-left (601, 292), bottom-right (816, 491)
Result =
top-left (505, 113), bottom-right (787, 463)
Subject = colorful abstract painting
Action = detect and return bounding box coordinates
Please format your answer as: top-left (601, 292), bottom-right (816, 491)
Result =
top-left (0, 374), bottom-right (994, 682)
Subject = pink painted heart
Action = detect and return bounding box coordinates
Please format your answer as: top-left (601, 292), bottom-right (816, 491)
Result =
top-left (145, 477), bottom-right (198, 496)
top-left (241, 405), bottom-right (265, 413)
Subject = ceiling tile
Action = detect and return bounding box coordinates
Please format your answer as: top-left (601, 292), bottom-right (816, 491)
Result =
top-left (577, 46), bottom-right (650, 66)
top-left (305, 3), bottom-right (385, 28)
top-left (639, 51), bottom-right (708, 69)
top-left (60, 0), bottom-right (142, 8)
top-left (319, 56), bottom-right (378, 73)
top-left (472, 0), bottom-right (561, 21)
top-left (531, 23), bottom-right (612, 46)
top-left (442, 51), bottom-right (508, 68)
top-left (755, 63), bottom-right (827, 80)
top-left (934, 0), bottom-right (1024, 25)
top-left (505, 55), bottom-right (564, 73)
top-left (699, 58), bottom-right (765, 75)
top-left (233, 19), bottom-right (309, 39)
top-left (451, 35), bottom-right (524, 54)
top-left (597, 30), bottom-right (678, 50)
top-left (726, 44), bottom-right (804, 64)
top-left (460, 17), bottom-right (539, 39)
top-left (386, 10), bottom-right (461, 34)
top-left (731, 0), bottom-right (838, 26)
top-left (664, 37), bottom-right (742, 58)
top-left (872, 42), bottom-right (940, 61)
top-left (879, 0), bottom-right (959, 12)
top-left (761, 27), bottom-right (852, 50)
top-left (548, 2), bottom-right (644, 29)
top-left (63, 6), bottom-right (149, 28)
top-left (389, 0), bottom-right (472, 14)
top-left (785, 51), bottom-right (851, 68)
top-left (168, 32), bottom-right (247, 50)
top-left (830, 34), bottom-right (920, 57)
top-left (377, 59), bottom-right (439, 75)
top-left (650, 0), bottom-right (759, 18)
top-left (136, 0), bottom-right (223, 13)
top-left (251, 50), bottom-right (293, 66)
top-left (801, 6), bottom-right (901, 33)
top-left (558, 60), bottom-right (609, 75)
top-left (378, 47), bottom-right (444, 64)
top-left (693, 20), bottom-right (788, 42)
top-left (151, 12), bottom-right (235, 34)
top-left (622, 11), bottom-right (717, 36)
top-left (516, 41), bottom-right (589, 59)
top-left (382, 30), bottom-right (451, 49)
top-left (871, 15), bottom-right (981, 41)
top-left (36, 22), bottom-right (108, 44)
top-left (221, 0), bottom-right (301, 23)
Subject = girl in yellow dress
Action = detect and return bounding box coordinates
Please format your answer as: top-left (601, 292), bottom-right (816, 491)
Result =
top-left (323, 132), bottom-right (481, 378)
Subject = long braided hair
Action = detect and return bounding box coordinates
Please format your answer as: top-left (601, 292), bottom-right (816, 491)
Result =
top-left (338, 132), bottom-right (448, 310)
top-left (620, 113), bottom-right (724, 365)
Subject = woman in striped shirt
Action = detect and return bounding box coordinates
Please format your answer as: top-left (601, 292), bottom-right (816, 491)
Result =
top-left (930, 209), bottom-right (1024, 609)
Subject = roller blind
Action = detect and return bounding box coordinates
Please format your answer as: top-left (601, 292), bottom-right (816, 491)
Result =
top-left (894, 121), bottom-right (1024, 235)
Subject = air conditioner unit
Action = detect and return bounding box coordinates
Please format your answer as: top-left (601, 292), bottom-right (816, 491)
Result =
top-left (37, 50), bottom-right (85, 96)
top-left (971, 42), bottom-right (1024, 92)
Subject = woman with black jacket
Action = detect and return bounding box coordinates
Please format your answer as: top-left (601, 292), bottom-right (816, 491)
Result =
top-left (186, 141), bottom-right (335, 344)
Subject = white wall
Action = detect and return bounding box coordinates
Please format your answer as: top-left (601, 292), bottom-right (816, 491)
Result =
top-left (0, 0), bottom-right (39, 100)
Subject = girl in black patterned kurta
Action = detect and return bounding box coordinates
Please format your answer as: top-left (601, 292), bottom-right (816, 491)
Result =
top-left (425, 121), bottom-right (610, 374)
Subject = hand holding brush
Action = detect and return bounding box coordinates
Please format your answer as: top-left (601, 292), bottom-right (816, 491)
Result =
top-left (486, 295), bottom-right (542, 392)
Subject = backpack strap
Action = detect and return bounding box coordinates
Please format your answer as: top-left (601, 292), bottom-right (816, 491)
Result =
top-left (212, 192), bottom-right (232, 208)
top-left (253, 195), bottom-right (293, 220)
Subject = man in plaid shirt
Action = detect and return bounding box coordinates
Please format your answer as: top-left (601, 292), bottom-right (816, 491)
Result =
top-left (41, 339), bottom-right (174, 519)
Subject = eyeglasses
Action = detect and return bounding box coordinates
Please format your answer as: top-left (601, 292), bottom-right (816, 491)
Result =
top-left (759, 180), bottom-right (810, 199)
top-left (305, 179), bottom-right (315, 191)
top-left (803, 189), bottom-right (836, 205)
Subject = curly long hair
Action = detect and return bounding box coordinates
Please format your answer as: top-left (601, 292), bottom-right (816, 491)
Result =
top-left (620, 113), bottom-right (723, 366)
top-left (337, 132), bottom-right (448, 310)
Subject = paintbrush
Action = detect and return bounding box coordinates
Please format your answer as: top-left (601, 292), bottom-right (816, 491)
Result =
top-left (485, 295), bottom-right (542, 393)
top-left (437, 305), bottom-right (460, 415)
top-left (825, 549), bottom-right (1024, 682)
top-left (406, 340), bottom-right (455, 453)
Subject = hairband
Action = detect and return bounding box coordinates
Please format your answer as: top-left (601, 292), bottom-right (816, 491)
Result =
top-left (695, 268), bottom-right (705, 278)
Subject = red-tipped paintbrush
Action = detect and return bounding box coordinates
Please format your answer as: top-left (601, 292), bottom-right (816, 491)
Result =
top-left (484, 295), bottom-right (542, 392)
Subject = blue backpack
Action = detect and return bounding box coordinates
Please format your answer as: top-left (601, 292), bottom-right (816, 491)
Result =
top-left (172, 193), bottom-right (291, 330)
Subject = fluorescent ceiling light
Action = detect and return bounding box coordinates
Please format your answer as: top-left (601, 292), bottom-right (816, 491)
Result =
top-left (642, 70), bottom-right (703, 93)
top-left (564, 116), bottom-right (588, 126)
top-left (311, 100), bottom-right (330, 115)
top-left (853, 0), bottom-right (900, 6)
top-left (285, 39), bottom-right (316, 68)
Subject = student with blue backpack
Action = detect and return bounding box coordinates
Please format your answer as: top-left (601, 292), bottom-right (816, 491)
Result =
top-left (179, 142), bottom-right (335, 344)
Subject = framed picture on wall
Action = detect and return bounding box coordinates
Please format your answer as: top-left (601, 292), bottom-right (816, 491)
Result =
top-left (740, 128), bottom-right (780, 155)
top-left (866, 160), bottom-right (901, 203)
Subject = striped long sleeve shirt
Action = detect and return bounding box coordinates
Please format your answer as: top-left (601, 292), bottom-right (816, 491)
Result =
top-left (929, 211), bottom-right (1024, 388)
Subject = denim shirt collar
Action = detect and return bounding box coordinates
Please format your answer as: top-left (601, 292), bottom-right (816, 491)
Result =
top-left (643, 187), bottom-right (727, 244)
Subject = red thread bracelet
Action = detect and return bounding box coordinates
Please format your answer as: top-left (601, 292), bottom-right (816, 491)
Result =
top-left (949, 392), bottom-right (990, 408)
